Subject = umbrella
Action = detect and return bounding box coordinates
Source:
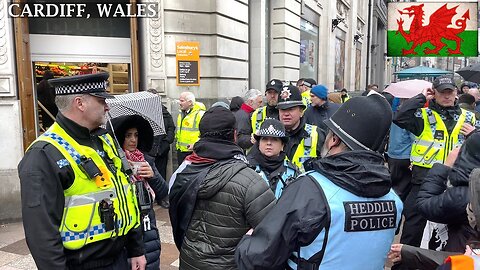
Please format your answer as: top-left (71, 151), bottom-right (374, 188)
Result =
top-left (384, 79), bottom-right (432, 99)
top-left (106, 91), bottom-right (165, 135)
top-left (457, 64), bottom-right (480, 84)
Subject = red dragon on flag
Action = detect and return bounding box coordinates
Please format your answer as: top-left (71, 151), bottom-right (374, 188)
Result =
top-left (395, 3), bottom-right (470, 56)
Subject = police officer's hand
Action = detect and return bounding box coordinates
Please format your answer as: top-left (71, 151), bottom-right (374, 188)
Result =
top-left (187, 144), bottom-right (194, 151)
top-left (137, 162), bottom-right (154, 178)
top-left (130, 255), bottom-right (147, 270)
top-left (461, 123), bottom-right (475, 136)
top-left (388, 244), bottom-right (403, 264)
top-left (422, 87), bottom-right (435, 100)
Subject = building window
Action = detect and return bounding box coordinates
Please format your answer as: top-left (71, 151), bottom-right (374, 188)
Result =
top-left (335, 37), bottom-right (345, 90)
top-left (300, 19), bottom-right (318, 80)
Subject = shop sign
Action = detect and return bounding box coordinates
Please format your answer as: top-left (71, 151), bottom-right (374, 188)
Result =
top-left (176, 41), bottom-right (200, 86)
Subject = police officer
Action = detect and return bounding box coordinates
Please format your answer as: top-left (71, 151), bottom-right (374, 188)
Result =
top-left (393, 75), bottom-right (478, 250)
top-left (18, 73), bottom-right (146, 270)
top-left (247, 118), bottom-right (299, 199)
top-left (277, 85), bottom-right (324, 172)
top-left (251, 79), bottom-right (283, 137)
top-left (236, 93), bottom-right (403, 270)
top-left (297, 78), bottom-right (316, 107)
top-left (175, 91), bottom-right (206, 166)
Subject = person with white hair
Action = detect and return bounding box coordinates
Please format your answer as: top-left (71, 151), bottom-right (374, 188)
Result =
top-left (175, 91), bottom-right (206, 166)
top-left (235, 88), bottom-right (263, 151)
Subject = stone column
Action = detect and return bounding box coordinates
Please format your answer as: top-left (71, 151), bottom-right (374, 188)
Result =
top-left (270, 0), bottom-right (301, 82)
top-left (0, 0), bottom-right (25, 221)
top-left (249, 0), bottom-right (267, 90)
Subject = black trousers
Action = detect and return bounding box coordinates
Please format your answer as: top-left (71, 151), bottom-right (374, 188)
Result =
top-left (68, 249), bottom-right (129, 270)
top-left (399, 183), bottom-right (427, 247)
top-left (177, 151), bottom-right (191, 167)
top-left (153, 152), bottom-right (169, 181)
top-left (387, 158), bottom-right (413, 202)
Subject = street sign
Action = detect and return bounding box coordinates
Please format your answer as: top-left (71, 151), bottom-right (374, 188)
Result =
top-left (176, 41), bottom-right (200, 86)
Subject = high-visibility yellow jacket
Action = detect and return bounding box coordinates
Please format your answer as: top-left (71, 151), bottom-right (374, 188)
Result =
top-left (291, 123), bottom-right (319, 172)
top-left (301, 90), bottom-right (311, 107)
top-left (176, 102), bottom-right (206, 152)
top-left (411, 108), bottom-right (475, 168)
top-left (341, 94), bottom-right (350, 103)
top-left (251, 106), bottom-right (268, 135)
top-left (33, 123), bottom-right (140, 250)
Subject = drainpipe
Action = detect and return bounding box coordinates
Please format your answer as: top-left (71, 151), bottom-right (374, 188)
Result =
top-left (365, 0), bottom-right (373, 90)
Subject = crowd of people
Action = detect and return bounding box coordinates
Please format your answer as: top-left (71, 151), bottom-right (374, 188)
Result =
top-left (18, 72), bottom-right (480, 270)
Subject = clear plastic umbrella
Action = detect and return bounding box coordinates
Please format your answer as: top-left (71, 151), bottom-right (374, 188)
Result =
top-left (106, 91), bottom-right (165, 135)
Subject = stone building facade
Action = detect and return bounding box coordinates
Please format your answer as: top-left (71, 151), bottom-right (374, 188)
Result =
top-left (0, 0), bottom-right (388, 221)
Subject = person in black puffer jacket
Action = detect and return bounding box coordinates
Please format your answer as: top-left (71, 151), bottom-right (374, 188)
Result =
top-left (416, 131), bottom-right (480, 252)
top-left (109, 115), bottom-right (168, 270)
top-left (169, 105), bottom-right (276, 270)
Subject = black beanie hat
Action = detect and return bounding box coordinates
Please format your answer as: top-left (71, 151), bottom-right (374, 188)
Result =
top-left (324, 93), bottom-right (392, 151)
top-left (199, 106), bottom-right (236, 137)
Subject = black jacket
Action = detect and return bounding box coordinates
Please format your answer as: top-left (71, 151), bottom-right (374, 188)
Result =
top-left (416, 153), bottom-right (478, 252)
top-left (247, 149), bottom-right (300, 194)
top-left (235, 107), bottom-right (254, 150)
top-left (149, 104), bottom-right (175, 157)
top-left (169, 138), bottom-right (276, 270)
top-left (144, 154), bottom-right (168, 204)
top-left (284, 118), bottom-right (326, 161)
top-left (399, 244), bottom-right (457, 270)
top-left (235, 150), bottom-right (394, 269)
top-left (18, 113), bottom-right (144, 270)
top-left (304, 102), bottom-right (340, 131)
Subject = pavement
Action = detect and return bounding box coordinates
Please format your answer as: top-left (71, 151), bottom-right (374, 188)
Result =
top-left (0, 205), bottom-right (398, 270)
top-left (0, 206), bottom-right (179, 270)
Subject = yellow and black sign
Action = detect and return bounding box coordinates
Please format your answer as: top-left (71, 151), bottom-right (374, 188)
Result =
top-left (176, 41), bottom-right (200, 86)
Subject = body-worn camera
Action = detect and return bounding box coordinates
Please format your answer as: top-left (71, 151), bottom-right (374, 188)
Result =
top-left (98, 199), bottom-right (116, 231)
top-left (135, 181), bottom-right (152, 215)
top-left (79, 156), bottom-right (102, 180)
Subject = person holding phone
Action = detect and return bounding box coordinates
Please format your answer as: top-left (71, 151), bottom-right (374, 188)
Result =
top-left (109, 114), bottom-right (168, 270)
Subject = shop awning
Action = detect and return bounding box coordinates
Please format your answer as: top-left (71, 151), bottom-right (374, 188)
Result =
top-left (394, 66), bottom-right (452, 78)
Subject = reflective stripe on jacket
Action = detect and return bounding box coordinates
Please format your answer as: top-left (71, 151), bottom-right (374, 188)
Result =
top-left (291, 124), bottom-right (318, 172)
top-left (34, 123), bottom-right (140, 250)
top-left (176, 102), bottom-right (205, 152)
top-left (287, 171), bottom-right (402, 270)
top-left (411, 108), bottom-right (474, 168)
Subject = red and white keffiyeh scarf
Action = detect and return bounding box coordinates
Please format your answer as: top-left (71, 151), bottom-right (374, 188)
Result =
top-left (124, 148), bottom-right (155, 201)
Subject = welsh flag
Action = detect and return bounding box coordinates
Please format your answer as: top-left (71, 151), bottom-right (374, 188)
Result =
top-left (387, 2), bottom-right (478, 57)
